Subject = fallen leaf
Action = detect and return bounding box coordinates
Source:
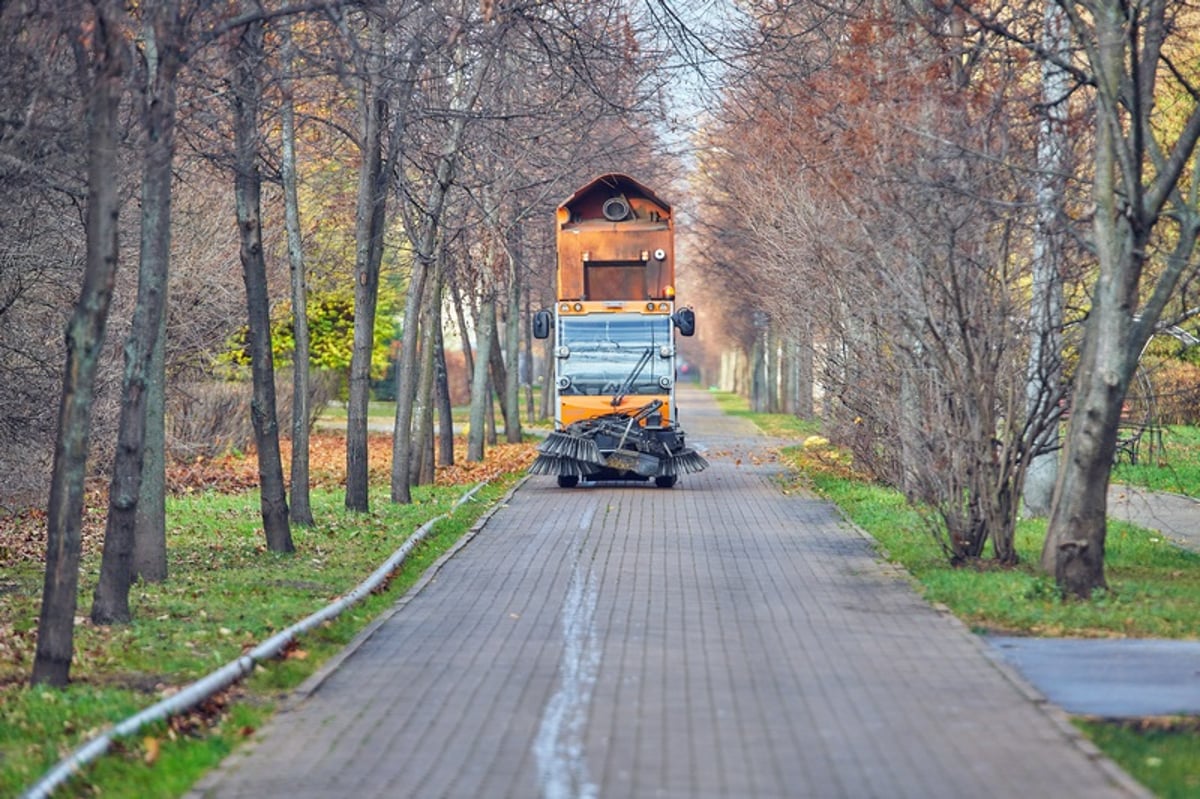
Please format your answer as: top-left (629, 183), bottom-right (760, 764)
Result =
top-left (143, 736), bottom-right (160, 765)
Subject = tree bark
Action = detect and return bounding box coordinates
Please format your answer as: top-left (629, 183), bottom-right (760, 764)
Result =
top-left (346, 11), bottom-right (389, 513)
top-left (435, 322), bottom-right (455, 467)
top-left (281, 18), bottom-right (314, 526)
top-left (232, 16), bottom-right (292, 553)
top-left (1022, 0), bottom-right (1070, 518)
top-left (468, 298), bottom-right (497, 462)
top-left (503, 245), bottom-right (522, 443)
top-left (92, 0), bottom-right (182, 623)
top-left (33, 1), bottom-right (126, 686)
top-left (411, 263), bottom-right (441, 486)
top-left (133, 296), bottom-right (168, 583)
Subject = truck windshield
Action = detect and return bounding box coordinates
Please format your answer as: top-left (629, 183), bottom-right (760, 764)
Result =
top-left (557, 315), bottom-right (673, 396)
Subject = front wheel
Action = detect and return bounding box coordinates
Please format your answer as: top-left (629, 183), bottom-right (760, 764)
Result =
top-left (654, 475), bottom-right (677, 488)
top-left (557, 475), bottom-right (580, 488)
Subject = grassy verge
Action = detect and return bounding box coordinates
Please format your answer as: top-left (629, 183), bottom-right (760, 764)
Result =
top-left (709, 390), bottom-right (1200, 797)
top-left (1112, 425), bottom-right (1200, 496)
top-left (1, 463), bottom-right (527, 797)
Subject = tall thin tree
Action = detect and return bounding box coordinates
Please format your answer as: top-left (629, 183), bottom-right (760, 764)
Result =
top-left (33, 0), bottom-right (129, 686)
top-left (345, 8), bottom-right (390, 512)
top-left (280, 16), bottom-right (315, 526)
top-left (231, 14), bottom-right (293, 552)
top-left (92, 0), bottom-right (184, 622)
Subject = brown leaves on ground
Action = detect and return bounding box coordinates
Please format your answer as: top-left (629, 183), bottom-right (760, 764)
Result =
top-left (168, 432), bottom-right (535, 493)
top-left (0, 433), bottom-right (536, 568)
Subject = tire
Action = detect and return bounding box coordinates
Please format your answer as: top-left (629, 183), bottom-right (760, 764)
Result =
top-left (557, 475), bottom-right (580, 488)
top-left (654, 475), bottom-right (677, 488)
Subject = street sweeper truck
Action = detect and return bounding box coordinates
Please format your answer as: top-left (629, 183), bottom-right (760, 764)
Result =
top-left (529, 173), bottom-right (708, 488)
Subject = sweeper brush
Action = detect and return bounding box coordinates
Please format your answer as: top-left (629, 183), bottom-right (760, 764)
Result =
top-left (529, 452), bottom-right (601, 477)
top-left (531, 398), bottom-right (708, 483)
top-left (537, 429), bottom-right (605, 465)
top-left (658, 447), bottom-right (709, 476)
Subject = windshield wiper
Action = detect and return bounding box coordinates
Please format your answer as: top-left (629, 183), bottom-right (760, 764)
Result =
top-left (611, 347), bottom-right (653, 407)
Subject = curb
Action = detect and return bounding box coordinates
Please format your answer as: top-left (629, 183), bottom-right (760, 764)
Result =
top-left (824, 500), bottom-right (1154, 798)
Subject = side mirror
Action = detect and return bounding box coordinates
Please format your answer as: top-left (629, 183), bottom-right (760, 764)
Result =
top-left (533, 309), bottom-right (552, 339)
top-left (672, 307), bottom-right (695, 337)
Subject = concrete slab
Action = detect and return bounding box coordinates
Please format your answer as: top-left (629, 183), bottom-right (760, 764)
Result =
top-left (987, 636), bottom-right (1200, 717)
top-left (1109, 484), bottom-right (1200, 553)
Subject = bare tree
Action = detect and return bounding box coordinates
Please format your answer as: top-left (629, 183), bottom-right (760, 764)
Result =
top-left (33, 0), bottom-right (129, 686)
top-left (230, 12), bottom-right (293, 552)
top-left (279, 16), bottom-right (315, 526)
top-left (1039, 0), bottom-right (1200, 596)
top-left (391, 25), bottom-right (501, 502)
top-left (92, 0), bottom-right (185, 622)
top-left (345, 8), bottom-right (390, 512)
top-left (1021, 0), bottom-right (1072, 517)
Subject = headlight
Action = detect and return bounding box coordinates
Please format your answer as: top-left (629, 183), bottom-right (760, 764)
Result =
top-left (659, 375), bottom-right (673, 389)
top-left (556, 376), bottom-right (572, 390)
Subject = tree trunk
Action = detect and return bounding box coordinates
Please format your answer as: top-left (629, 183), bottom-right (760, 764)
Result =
top-left (391, 40), bottom-right (496, 501)
top-left (232, 17), bottom-right (292, 553)
top-left (766, 323), bottom-right (780, 413)
top-left (411, 263), bottom-right (441, 486)
top-left (133, 1), bottom-right (182, 585)
top-left (796, 321), bottom-right (814, 418)
top-left (92, 0), bottom-right (182, 623)
top-left (504, 248), bottom-right (522, 443)
top-left (1040, 1), bottom-right (1133, 593)
top-left (346, 12), bottom-right (388, 513)
top-left (281, 19), bottom-right (313, 526)
top-left (1041, 0), bottom-right (1200, 596)
top-left (435, 319), bottom-right (455, 467)
top-left (488, 316), bottom-right (508, 444)
top-left (1023, 0), bottom-right (1070, 518)
top-left (33, 1), bottom-right (126, 686)
top-left (524, 293), bottom-right (535, 424)
top-left (451, 278), bottom-right (475, 399)
top-left (133, 297), bottom-right (168, 583)
top-left (468, 298), bottom-right (498, 462)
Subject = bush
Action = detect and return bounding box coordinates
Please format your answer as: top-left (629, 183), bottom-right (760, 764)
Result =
top-left (167, 369), bottom-right (338, 460)
top-left (1147, 359), bottom-right (1200, 425)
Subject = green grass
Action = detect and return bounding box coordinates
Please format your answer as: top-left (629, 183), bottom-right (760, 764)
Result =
top-left (719, 395), bottom-right (1200, 798)
top-left (0, 478), bottom-right (520, 798)
top-left (1113, 425), bottom-right (1200, 496)
top-left (710, 390), bottom-right (822, 439)
top-left (1077, 720), bottom-right (1200, 799)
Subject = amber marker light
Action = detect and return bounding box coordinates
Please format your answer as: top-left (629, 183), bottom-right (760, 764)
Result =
top-left (664, 285), bottom-right (675, 299)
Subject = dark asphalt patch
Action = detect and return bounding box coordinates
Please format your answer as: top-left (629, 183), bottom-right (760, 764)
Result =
top-left (987, 636), bottom-right (1200, 717)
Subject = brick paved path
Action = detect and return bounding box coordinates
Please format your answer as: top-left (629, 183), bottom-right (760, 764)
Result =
top-left (189, 388), bottom-right (1145, 799)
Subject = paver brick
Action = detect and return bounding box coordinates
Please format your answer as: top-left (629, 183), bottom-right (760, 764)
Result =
top-left (189, 389), bottom-right (1147, 799)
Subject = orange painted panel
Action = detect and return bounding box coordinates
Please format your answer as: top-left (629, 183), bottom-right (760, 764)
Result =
top-left (559, 395), bottom-right (672, 428)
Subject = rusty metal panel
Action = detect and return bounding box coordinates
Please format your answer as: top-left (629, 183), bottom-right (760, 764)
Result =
top-left (557, 174), bottom-right (674, 301)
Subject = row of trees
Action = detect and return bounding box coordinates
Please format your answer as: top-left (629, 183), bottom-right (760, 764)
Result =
top-left (2, 0), bottom-right (677, 686)
top-left (691, 0), bottom-right (1200, 596)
